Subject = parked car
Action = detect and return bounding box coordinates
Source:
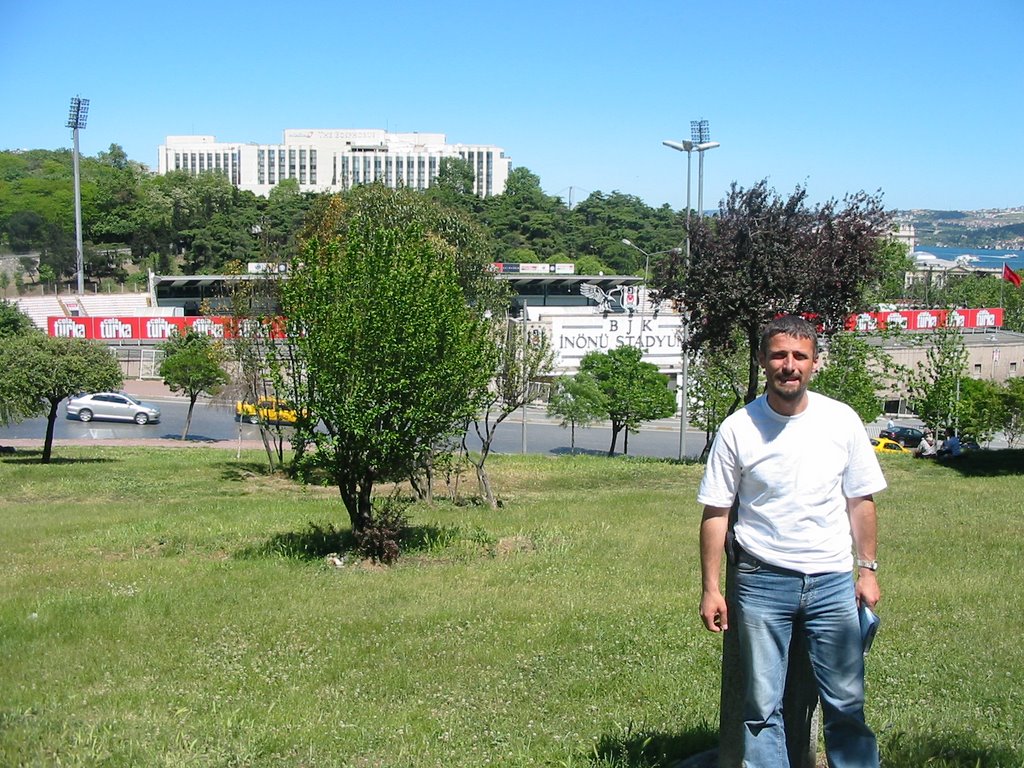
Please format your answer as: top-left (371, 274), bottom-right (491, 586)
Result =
top-left (66, 392), bottom-right (161, 425)
top-left (879, 425), bottom-right (925, 448)
top-left (871, 437), bottom-right (910, 455)
top-left (235, 397), bottom-right (304, 425)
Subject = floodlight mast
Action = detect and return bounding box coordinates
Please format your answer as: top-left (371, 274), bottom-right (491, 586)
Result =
top-left (67, 96), bottom-right (89, 295)
top-left (662, 120), bottom-right (719, 460)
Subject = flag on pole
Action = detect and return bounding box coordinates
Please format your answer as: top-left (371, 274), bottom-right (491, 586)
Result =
top-left (1003, 263), bottom-right (1022, 288)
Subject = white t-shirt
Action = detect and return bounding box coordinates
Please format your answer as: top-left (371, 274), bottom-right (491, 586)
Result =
top-left (697, 391), bottom-right (887, 574)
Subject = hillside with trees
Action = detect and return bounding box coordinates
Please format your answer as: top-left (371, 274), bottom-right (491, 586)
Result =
top-left (1, 146), bottom-right (1020, 337)
top-left (897, 207), bottom-right (1024, 249)
top-left (0, 148), bottom-right (689, 290)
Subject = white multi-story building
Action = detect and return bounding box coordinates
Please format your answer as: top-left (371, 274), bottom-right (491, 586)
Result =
top-left (156, 129), bottom-right (512, 198)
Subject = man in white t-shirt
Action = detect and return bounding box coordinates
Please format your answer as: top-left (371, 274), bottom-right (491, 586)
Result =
top-left (697, 314), bottom-right (886, 768)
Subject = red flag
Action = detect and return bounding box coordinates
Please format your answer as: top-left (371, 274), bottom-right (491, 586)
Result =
top-left (1003, 263), bottom-right (1022, 288)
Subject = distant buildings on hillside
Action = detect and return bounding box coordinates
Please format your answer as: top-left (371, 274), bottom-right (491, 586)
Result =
top-left (156, 129), bottom-right (511, 198)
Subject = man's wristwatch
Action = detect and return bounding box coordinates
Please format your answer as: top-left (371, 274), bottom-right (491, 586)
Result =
top-left (856, 558), bottom-right (879, 571)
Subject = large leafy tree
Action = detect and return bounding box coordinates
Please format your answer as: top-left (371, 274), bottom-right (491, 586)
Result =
top-left (0, 334), bottom-right (122, 463)
top-left (282, 186), bottom-right (499, 532)
top-left (657, 180), bottom-right (891, 405)
top-left (579, 345), bottom-right (676, 457)
top-left (159, 330), bottom-right (230, 439)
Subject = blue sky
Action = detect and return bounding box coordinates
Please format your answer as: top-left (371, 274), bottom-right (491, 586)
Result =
top-left (2, 0), bottom-right (1022, 212)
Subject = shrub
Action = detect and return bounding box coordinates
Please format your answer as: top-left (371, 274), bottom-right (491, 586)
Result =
top-left (353, 496), bottom-right (409, 564)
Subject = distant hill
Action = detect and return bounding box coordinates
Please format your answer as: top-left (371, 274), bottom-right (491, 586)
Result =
top-left (895, 207), bottom-right (1024, 249)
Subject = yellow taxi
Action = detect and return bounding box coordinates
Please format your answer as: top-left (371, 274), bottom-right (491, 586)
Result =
top-left (871, 437), bottom-right (910, 455)
top-left (235, 397), bottom-right (305, 425)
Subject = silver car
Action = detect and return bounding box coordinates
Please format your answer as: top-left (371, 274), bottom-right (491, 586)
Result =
top-left (66, 392), bottom-right (161, 425)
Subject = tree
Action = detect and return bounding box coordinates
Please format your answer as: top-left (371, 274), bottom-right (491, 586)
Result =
top-left (431, 157), bottom-right (476, 198)
top-left (36, 264), bottom-right (56, 289)
top-left (657, 181), bottom-right (890, 405)
top-left (810, 331), bottom-right (892, 422)
top-left (957, 378), bottom-right (1005, 444)
top-left (863, 237), bottom-right (914, 306)
top-left (0, 300), bottom-right (34, 338)
top-left (227, 267), bottom-right (304, 473)
top-left (546, 373), bottom-right (606, 455)
top-left (999, 377), bottom-right (1024, 448)
top-left (6, 210), bottom-right (46, 253)
top-left (159, 330), bottom-right (230, 439)
top-left (0, 335), bottom-right (122, 463)
top-left (571, 191), bottom-right (682, 275)
top-left (281, 186), bottom-right (498, 533)
top-left (579, 345), bottom-right (676, 456)
top-left (688, 338), bottom-right (749, 457)
top-left (465, 316), bottom-right (553, 507)
top-left (479, 167), bottom-right (570, 261)
top-left (905, 324), bottom-right (969, 434)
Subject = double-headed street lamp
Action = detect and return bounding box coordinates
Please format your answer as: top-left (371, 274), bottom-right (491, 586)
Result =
top-left (67, 96), bottom-right (90, 295)
top-left (662, 120), bottom-right (720, 460)
top-left (620, 238), bottom-right (679, 285)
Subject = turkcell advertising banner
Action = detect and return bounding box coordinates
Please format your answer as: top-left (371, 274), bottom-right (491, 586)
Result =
top-left (845, 308), bottom-right (1003, 331)
top-left (46, 316), bottom-right (289, 341)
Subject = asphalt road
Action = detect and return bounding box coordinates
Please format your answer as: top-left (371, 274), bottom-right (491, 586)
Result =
top-left (0, 390), bottom-right (712, 460)
top-left (5, 382), bottom-right (969, 457)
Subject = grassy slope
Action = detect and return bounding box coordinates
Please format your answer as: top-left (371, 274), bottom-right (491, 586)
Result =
top-left (1, 446), bottom-right (1021, 767)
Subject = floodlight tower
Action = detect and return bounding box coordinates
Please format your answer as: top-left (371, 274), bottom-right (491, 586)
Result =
top-left (67, 96), bottom-right (90, 295)
top-left (662, 120), bottom-right (719, 460)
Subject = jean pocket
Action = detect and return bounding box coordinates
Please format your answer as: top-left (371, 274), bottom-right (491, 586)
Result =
top-left (736, 553), bottom-right (762, 574)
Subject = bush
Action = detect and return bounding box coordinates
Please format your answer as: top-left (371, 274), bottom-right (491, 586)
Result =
top-left (353, 496), bottom-right (409, 564)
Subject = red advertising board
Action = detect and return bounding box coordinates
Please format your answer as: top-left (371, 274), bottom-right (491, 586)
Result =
top-left (46, 307), bottom-right (1006, 341)
top-left (844, 308), bottom-right (1003, 332)
top-left (46, 316), bottom-right (288, 341)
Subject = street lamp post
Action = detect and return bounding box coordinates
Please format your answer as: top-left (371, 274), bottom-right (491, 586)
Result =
top-left (662, 121), bottom-right (719, 460)
top-left (620, 238), bottom-right (680, 285)
top-left (67, 96), bottom-right (90, 295)
top-left (507, 302), bottom-right (530, 454)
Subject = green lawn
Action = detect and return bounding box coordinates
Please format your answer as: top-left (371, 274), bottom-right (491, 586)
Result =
top-left (1, 446), bottom-right (1022, 767)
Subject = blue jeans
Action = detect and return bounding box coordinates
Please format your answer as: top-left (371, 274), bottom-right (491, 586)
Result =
top-left (733, 552), bottom-right (879, 768)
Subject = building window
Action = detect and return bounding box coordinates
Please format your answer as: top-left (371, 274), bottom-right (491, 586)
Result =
top-left (973, 363), bottom-right (982, 376)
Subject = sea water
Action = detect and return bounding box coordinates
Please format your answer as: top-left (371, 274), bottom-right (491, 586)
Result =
top-left (915, 246), bottom-right (1023, 270)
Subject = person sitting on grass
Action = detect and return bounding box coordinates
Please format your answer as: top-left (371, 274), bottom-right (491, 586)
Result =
top-left (914, 429), bottom-right (937, 459)
top-left (937, 428), bottom-right (963, 460)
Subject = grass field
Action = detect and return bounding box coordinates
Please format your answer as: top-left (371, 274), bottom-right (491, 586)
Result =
top-left (1, 446), bottom-right (1022, 767)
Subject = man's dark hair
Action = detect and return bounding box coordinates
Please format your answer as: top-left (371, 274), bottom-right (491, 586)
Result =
top-left (759, 314), bottom-right (819, 357)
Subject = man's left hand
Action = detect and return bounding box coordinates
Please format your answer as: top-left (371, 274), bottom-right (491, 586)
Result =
top-left (856, 569), bottom-right (881, 608)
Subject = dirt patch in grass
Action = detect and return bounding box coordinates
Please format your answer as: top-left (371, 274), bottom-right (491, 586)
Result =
top-left (496, 534), bottom-right (535, 556)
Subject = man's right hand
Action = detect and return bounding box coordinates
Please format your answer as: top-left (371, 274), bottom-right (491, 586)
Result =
top-left (700, 590), bottom-right (729, 632)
